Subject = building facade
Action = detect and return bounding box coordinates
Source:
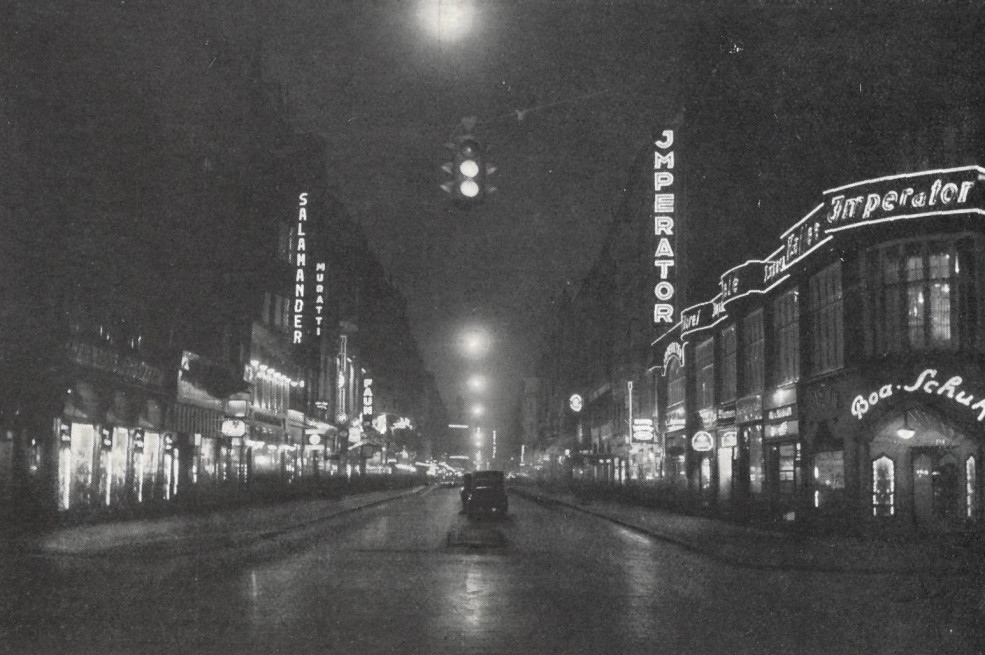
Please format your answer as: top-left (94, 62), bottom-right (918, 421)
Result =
top-left (650, 166), bottom-right (985, 532)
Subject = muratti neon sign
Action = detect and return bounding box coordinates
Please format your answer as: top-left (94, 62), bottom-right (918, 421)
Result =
top-left (652, 129), bottom-right (677, 325)
top-left (851, 368), bottom-right (985, 423)
top-left (293, 192), bottom-right (309, 344)
top-left (314, 262), bottom-right (326, 337)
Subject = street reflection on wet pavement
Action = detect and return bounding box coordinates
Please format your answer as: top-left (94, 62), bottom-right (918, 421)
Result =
top-left (0, 487), bottom-right (980, 654)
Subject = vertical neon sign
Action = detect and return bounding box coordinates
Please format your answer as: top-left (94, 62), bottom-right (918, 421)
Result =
top-left (653, 130), bottom-right (677, 326)
top-left (314, 262), bottom-right (326, 337)
top-left (293, 192), bottom-right (309, 344)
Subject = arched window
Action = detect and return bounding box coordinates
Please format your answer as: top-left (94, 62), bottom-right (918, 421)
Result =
top-left (872, 455), bottom-right (895, 517)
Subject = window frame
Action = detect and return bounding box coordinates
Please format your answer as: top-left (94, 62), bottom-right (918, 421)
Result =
top-left (809, 261), bottom-right (844, 376)
top-left (772, 289), bottom-right (800, 386)
top-left (742, 309), bottom-right (765, 396)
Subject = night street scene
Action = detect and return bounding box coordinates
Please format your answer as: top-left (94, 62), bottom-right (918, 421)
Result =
top-left (2, 1), bottom-right (985, 653)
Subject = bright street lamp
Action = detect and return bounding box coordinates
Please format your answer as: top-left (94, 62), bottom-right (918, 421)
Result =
top-left (418, 0), bottom-right (475, 43)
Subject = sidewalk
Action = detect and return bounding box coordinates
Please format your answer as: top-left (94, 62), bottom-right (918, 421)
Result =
top-left (513, 485), bottom-right (985, 575)
top-left (11, 486), bottom-right (426, 558)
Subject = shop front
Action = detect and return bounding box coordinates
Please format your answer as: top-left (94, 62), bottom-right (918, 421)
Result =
top-left (734, 395), bottom-right (765, 517)
top-left (690, 430), bottom-right (715, 505)
top-left (662, 403), bottom-right (688, 488)
top-left (715, 404), bottom-right (737, 508)
top-left (849, 364), bottom-right (984, 532)
top-left (763, 385), bottom-right (801, 521)
top-left (690, 407), bottom-right (717, 506)
top-left (57, 377), bottom-right (170, 512)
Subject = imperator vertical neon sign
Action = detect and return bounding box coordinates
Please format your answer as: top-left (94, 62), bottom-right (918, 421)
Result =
top-left (653, 130), bottom-right (676, 326)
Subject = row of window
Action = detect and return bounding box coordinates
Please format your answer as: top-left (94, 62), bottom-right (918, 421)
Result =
top-left (665, 235), bottom-right (980, 411)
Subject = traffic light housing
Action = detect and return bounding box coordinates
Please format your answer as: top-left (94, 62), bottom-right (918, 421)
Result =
top-left (441, 134), bottom-right (496, 207)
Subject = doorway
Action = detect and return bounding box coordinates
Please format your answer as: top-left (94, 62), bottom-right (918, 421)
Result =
top-left (912, 450), bottom-right (960, 530)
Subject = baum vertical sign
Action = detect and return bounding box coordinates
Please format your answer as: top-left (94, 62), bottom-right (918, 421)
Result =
top-left (293, 192), bottom-right (309, 344)
top-left (653, 130), bottom-right (677, 326)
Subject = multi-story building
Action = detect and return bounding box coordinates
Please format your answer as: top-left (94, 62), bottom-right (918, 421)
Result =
top-left (651, 165), bottom-right (985, 532)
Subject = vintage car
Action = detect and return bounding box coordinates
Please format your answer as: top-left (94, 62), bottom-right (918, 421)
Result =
top-left (462, 469), bottom-right (508, 517)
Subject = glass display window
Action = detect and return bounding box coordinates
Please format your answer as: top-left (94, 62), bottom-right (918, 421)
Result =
top-left (872, 455), bottom-right (896, 517)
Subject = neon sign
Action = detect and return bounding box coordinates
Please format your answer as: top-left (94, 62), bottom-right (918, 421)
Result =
top-left (362, 378), bottom-right (374, 417)
top-left (651, 166), bottom-right (985, 349)
top-left (314, 262), bottom-right (326, 337)
top-left (852, 368), bottom-right (985, 423)
top-left (691, 431), bottom-right (713, 452)
top-left (662, 340), bottom-right (685, 373)
top-left (652, 129), bottom-right (677, 326)
top-left (825, 167), bottom-right (983, 231)
top-left (293, 192), bottom-right (309, 344)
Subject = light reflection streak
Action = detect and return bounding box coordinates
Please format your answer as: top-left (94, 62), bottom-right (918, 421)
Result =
top-left (612, 526), bottom-right (661, 642)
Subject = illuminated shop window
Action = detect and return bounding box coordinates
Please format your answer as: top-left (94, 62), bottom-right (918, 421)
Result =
top-left (809, 261), bottom-right (843, 375)
top-left (866, 236), bottom-right (978, 355)
top-left (967, 457), bottom-right (977, 520)
top-left (872, 455), bottom-right (895, 517)
top-left (746, 425), bottom-right (764, 496)
top-left (777, 442), bottom-right (800, 496)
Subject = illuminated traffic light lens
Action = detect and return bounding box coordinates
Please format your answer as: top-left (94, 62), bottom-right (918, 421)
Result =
top-left (459, 179), bottom-right (480, 197)
top-left (458, 159), bottom-right (479, 177)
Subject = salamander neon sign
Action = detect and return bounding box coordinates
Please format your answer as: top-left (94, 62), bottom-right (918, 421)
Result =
top-left (293, 192), bottom-right (309, 344)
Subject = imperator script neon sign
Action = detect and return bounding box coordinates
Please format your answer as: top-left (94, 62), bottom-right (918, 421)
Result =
top-left (826, 167), bottom-right (983, 231)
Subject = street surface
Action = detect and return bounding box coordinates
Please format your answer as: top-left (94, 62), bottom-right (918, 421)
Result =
top-left (1, 486), bottom-right (980, 654)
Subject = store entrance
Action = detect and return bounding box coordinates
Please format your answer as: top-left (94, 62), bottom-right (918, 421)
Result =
top-left (912, 450), bottom-right (961, 530)
top-left (870, 407), bottom-right (979, 532)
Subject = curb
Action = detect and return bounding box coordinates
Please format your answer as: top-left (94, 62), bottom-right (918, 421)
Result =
top-left (513, 486), bottom-right (981, 576)
top-left (25, 486), bottom-right (428, 558)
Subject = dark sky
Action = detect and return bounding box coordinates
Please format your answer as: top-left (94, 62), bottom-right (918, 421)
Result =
top-left (252, 0), bottom-right (681, 435)
top-left (251, 0), bottom-right (983, 441)
top-left (11, 1), bottom-right (981, 447)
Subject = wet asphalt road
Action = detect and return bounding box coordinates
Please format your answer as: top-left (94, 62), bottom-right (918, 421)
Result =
top-left (1, 486), bottom-right (980, 654)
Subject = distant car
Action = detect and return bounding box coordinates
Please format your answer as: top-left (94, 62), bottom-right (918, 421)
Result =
top-left (460, 473), bottom-right (473, 507)
top-left (463, 470), bottom-right (508, 517)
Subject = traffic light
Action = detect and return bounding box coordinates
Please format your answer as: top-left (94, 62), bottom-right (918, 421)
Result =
top-left (440, 125), bottom-right (496, 207)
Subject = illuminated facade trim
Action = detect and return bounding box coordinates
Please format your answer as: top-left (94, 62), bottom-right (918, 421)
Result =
top-left (652, 166), bottom-right (985, 362)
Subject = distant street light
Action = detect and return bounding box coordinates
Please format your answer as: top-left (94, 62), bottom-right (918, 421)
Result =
top-left (467, 374), bottom-right (486, 392)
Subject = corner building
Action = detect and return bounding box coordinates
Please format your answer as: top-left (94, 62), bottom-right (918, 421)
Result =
top-left (652, 166), bottom-right (985, 532)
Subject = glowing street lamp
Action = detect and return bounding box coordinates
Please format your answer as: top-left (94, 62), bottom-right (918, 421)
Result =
top-left (418, 0), bottom-right (475, 43)
top-left (459, 326), bottom-right (490, 359)
top-left (467, 375), bottom-right (486, 392)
